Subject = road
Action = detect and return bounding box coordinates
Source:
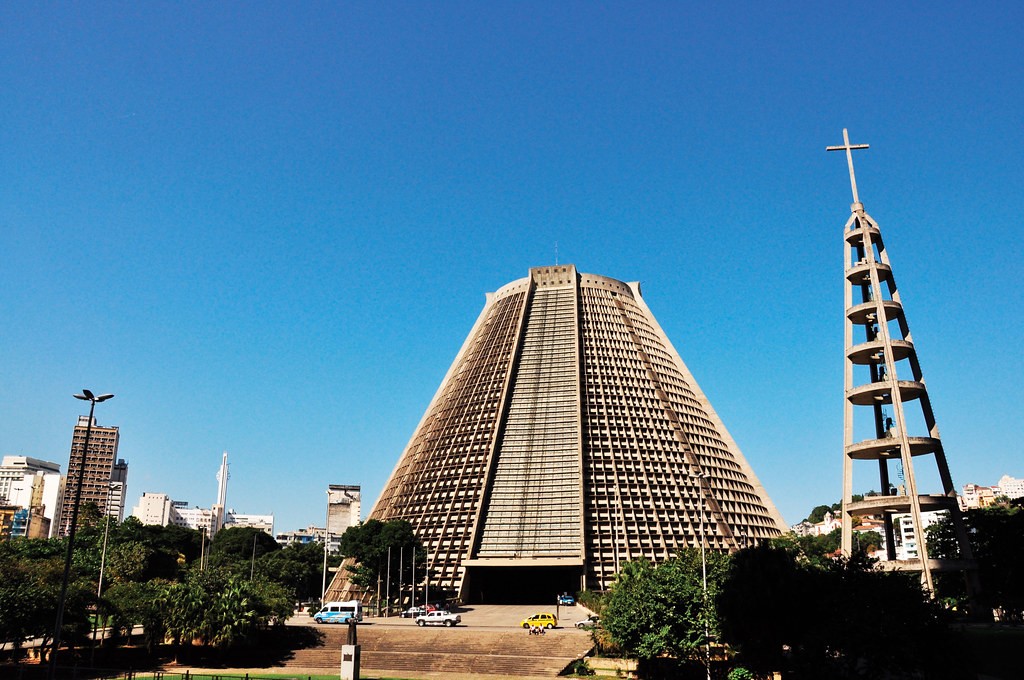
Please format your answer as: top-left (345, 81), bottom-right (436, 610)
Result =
top-left (296, 603), bottom-right (595, 630)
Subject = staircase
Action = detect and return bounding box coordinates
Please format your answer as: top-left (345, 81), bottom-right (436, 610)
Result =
top-left (286, 625), bottom-right (594, 678)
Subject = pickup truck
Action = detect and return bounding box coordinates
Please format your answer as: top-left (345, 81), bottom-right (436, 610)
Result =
top-left (415, 610), bottom-right (461, 627)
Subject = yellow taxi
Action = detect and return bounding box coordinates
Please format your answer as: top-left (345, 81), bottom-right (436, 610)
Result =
top-left (520, 612), bottom-right (558, 629)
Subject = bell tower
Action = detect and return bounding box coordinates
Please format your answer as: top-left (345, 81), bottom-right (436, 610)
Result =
top-left (829, 129), bottom-right (976, 594)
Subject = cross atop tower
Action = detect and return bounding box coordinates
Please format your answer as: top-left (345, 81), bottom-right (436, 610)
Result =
top-left (827, 128), bottom-right (870, 205)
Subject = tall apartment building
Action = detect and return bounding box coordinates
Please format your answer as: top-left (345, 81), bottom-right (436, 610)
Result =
top-left (56, 415), bottom-right (124, 536)
top-left (327, 265), bottom-right (784, 604)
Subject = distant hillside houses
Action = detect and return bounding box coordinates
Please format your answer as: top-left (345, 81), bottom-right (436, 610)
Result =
top-left (792, 474), bottom-right (1021, 562)
top-left (791, 512), bottom-right (841, 537)
top-left (959, 475), bottom-right (1024, 510)
top-left (791, 509), bottom-right (942, 562)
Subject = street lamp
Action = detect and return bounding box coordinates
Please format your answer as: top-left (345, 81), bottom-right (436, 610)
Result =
top-left (91, 482), bottom-right (116, 664)
top-left (322, 489), bottom-right (331, 604)
top-left (49, 390), bottom-right (114, 680)
top-left (695, 471), bottom-right (711, 680)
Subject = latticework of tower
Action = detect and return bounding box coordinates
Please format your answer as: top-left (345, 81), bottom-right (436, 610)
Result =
top-left (328, 265), bottom-right (784, 602)
top-left (840, 196), bottom-right (977, 595)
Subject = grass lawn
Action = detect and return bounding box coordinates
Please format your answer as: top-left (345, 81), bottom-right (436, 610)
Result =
top-left (959, 625), bottom-right (1024, 680)
top-left (133, 675), bottom-right (417, 680)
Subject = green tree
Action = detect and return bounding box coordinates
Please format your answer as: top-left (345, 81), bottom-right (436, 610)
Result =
top-left (771, 529), bottom-right (840, 568)
top-left (805, 505), bottom-right (832, 523)
top-left (114, 517), bottom-right (201, 578)
top-left (853, 529), bottom-right (883, 554)
top-left (105, 540), bottom-right (153, 584)
top-left (0, 538), bottom-right (94, 660)
top-left (258, 541), bottom-right (337, 601)
top-left (160, 567), bottom-right (292, 657)
top-left (718, 545), bottom-right (967, 679)
top-left (104, 579), bottom-right (169, 651)
top-left (716, 544), bottom-right (804, 674)
top-left (928, 505), bottom-right (1024, 617)
top-left (601, 550), bottom-right (728, 670)
top-left (0, 548), bottom-right (59, 655)
top-left (804, 495), bottom-right (866, 523)
top-left (338, 519), bottom-right (422, 602)
top-left (209, 526), bottom-right (281, 573)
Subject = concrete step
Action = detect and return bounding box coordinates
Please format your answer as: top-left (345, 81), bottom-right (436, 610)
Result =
top-left (286, 624), bottom-right (594, 677)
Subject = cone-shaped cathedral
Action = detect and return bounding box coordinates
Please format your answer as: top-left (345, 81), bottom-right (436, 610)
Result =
top-left (329, 265), bottom-right (784, 604)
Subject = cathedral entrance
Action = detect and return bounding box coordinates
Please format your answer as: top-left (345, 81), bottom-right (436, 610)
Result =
top-left (464, 565), bottom-right (582, 604)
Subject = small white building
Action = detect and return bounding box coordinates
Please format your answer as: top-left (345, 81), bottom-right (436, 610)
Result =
top-left (132, 493), bottom-right (218, 531)
top-left (132, 492), bottom-right (174, 525)
top-left (223, 510), bottom-right (274, 534)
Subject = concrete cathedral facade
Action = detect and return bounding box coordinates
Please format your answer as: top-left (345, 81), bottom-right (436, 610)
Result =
top-left (329, 265), bottom-right (784, 603)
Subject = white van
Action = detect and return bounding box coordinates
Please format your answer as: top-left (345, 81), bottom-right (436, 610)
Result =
top-left (313, 600), bottom-right (364, 624)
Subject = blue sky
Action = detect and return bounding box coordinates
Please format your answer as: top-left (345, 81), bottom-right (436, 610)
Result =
top-left (2, 3), bottom-right (1021, 533)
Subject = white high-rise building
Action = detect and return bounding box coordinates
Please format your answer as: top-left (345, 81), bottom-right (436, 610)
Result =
top-left (996, 475), bottom-right (1024, 500)
top-left (0, 456), bottom-right (64, 537)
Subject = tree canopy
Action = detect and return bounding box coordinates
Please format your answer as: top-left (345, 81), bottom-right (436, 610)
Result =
top-left (338, 519), bottom-right (422, 599)
top-left (0, 516), bottom-right (318, 661)
top-left (601, 549), bottom-right (728, 674)
top-left (717, 544), bottom-right (967, 679)
top-left (928, 505), bottom-right (1024, 618)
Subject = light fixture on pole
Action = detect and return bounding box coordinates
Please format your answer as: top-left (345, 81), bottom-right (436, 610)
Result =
top-left (49, 390), bottom-right (114, 680)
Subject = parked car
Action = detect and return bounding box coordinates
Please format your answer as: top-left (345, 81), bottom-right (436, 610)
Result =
top-left (575, 614), bottom-right (600, 629)
top-left (557, 594), bottom-right (576, 606)
top-left (400, 604), bottom-right (440, 618)
top-left (415, 610), bottom-right (461, 627)
top-left (520, 612), bottom-right (558, 629)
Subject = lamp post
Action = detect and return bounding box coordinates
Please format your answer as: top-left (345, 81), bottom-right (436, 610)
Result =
top-left (322, 489), bottom-right (331, 604)
top-left (386, 546), bottom-right (392, 617)
top-left (250, 531), bottom-right (258, 580)
top-left (200, 526), bottom-right (207, 570)
top-left (91, 483), bottom-right (116, 664)
top-left (696, 472), bottom-right (711, 680)
top-left (49, 390), bottom-right (114, 680)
